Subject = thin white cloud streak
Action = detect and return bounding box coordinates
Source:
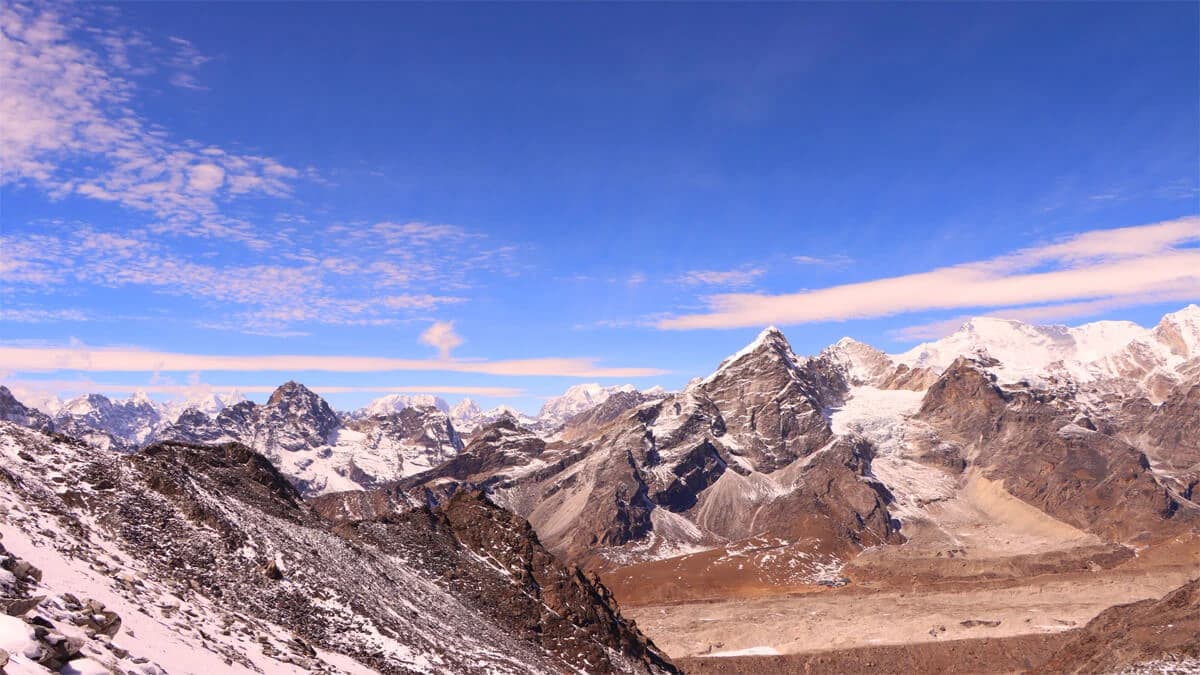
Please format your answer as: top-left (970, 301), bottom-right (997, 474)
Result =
top-left (659, 217), bottom-right (1200, 330)
top-left (3, 380), bottom-right (523, 398)
top-left (0, 345), bottom-right (667, 378)
top-left (792, 254), bottom-right (853, 266)
top-left (677, 268), bottom-right (764, 287)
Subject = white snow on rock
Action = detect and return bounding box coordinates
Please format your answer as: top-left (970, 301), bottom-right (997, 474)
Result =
top-left (830, 386), bottom-right (956, 524)
top-left (537, 383), bottom-right (637, 428)
top-left (893, 305), bottom-right (1200, 400)
top-left (162, 390), bottom-right (246, 422)
top-left (709, 646), bottom-right (781, 657)
top-left (359, 394), bottom-right (450, 417)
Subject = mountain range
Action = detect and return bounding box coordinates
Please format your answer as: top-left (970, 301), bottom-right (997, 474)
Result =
top-left (1, 305), bottom-right (1198, 673)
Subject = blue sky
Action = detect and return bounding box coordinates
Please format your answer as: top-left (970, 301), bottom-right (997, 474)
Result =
top-left (1, 1), bottom-right (1197, 413)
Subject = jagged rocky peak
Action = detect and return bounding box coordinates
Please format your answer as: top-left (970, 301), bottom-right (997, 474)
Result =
top-left (453, 403), bottom-right (539, 434)
top-left (52, 390), bottom-right (164, 450)
top-left (715, 324), bottom-right (795, 370)
top-left (693, 325), bottom-right (846, 473)
top-left (450, 397), bottom-right (483, 429)
top-left (823, 337), bottom-right (892, 380)
top-left (263, 380), bottom-right (339, 440)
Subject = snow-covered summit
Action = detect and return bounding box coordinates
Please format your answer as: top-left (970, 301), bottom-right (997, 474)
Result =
top-left (450, 398), bottom-right (483, 429)
top-left (360, 393), bottom-right (450, 417)
top-left (163, 389), bottom-right (246, 422)
top-left (537, 383), bottom-right (637, 428)
top-left (893, 306), bottom-right (1200, 399)
top-left (54, 392), bottom-right (165, 450)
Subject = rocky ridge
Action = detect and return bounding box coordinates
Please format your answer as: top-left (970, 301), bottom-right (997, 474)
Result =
top-left (0, 420), bottom-right (676, 674)
top-left (155, 381), bottom-right (465, 495)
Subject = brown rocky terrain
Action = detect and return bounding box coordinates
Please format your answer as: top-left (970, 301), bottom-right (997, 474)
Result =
top-left (0, 420), bottom-right (676, 673)
top-left (916, 357), bottom-right (1198, 543)
top-left (1034, 576), bottom-right (1200, 673)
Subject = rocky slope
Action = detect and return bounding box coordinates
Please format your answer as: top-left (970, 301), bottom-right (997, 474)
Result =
top-left (0, 420), bottom-right (675, 674)
top-left (1034, 577), bottom-right (1200, 674)
top-left (915, 356), bottom-right (1198, 543)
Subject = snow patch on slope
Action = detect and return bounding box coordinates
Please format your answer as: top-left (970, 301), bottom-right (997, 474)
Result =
top-left (830, 387), bottom-right (957, 524)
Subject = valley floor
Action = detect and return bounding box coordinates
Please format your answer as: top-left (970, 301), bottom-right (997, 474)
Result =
top-left (621, 535), bottom-right (1200, 672)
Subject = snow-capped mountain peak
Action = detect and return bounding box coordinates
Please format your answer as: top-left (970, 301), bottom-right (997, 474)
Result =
top-left (894, 306), bottom-right (1200, 400)
top-left (537, 382), bottom-right (637, 426)
top-left (54, 392), bottom-right (164, 450)
top-left (1154, 303), bottom-right (1200, 358)
top-left (450, 397), bottom-right (483, 426)
top-left (705, 323), bottom-right (802, 385)
top-left (62, 393), bottom-right (115, 417)
top-left (361, 393), bottom-right (451, 417)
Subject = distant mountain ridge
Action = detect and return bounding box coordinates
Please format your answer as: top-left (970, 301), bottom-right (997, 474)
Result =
top-left (5, 306), bottom-right (1198, 509)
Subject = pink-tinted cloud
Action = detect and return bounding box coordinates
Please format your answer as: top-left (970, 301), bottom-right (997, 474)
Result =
top-left (419, 321), bottom-right (464, 359)
top-left (4, 379), bottom-right (523, 399)
top-left (0, 344), bottom-right (667, 378)
top-left (659, 217), bottom-right (1200, 330)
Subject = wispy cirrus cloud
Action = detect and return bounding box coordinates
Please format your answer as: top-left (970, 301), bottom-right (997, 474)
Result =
top-left (0, 307), bottom-right (89, 323)
top-left (0, 3), bottom-right (303, 248)
top-left (165, 35), bottom-right (211, 91)
top-left (1, 5), bottom-right (524, 336)
top-left (659, 217), bottom-right (1200, 330)
top-left (0, 221), bottom-right (507, 334)
top-left (677, 267), bottom-right (764, 287)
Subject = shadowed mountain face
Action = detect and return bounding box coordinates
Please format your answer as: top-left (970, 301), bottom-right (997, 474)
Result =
top-left (0, 421), bottom-right (676, 674)
top-left (0, 385), bottom-right (54, 433)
